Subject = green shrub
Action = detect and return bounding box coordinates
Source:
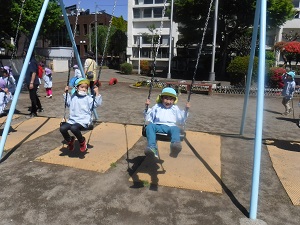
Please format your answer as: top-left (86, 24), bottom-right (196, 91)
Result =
top-left (120, 63), bottom-right (133, 75)
top-left (227, 56), bottom-right (259, 86)
top-left (140, 60), bottom-right (150, 75)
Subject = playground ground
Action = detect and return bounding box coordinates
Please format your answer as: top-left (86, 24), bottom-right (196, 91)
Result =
top-left (0, 69), bottom-right (299, 225)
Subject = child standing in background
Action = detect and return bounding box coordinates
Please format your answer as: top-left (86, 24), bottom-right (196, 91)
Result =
top-left (43, 67), bottom-right (53, 98)
top-left (0, 79), bottom-right (13, 117)
top-left (281, 71), bottom-right (296, 116)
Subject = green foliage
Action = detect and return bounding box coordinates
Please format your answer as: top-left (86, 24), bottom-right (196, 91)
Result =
top-left (227, 56), bottom-right (259, 86)
top-left (92, 25), bottom-right (115, 56)
top-left (112, 16), bottom-right (127, 32)
top-left (9, 0), bottom-right (63, 40)
top-left (110, 162), bottom-right (117, 168)
top-left (120, 63), bottom-right (133, 75)
top-left (110, 29), bottom-right (127, 56)
top-left (267, 0), bottom-right (296, 29)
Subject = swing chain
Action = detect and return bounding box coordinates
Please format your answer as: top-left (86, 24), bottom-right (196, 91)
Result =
top-left (73, 0), bottom-right (81, 38)
top-left (97, 0), bottom-right (118, 80)
top-left (145, 0), bottom-right (168, 105)
top-left (91, 0), bottom-right (118, 117)
top-left (10, 0), bottom-right (26, 62)
top-left (188, 0), bottom-right (214, 102)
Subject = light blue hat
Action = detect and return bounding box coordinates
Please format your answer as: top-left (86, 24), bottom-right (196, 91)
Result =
top-left (71, 78), bottom-right (90, 95)
top-left (161, 87), bottom-right (177, 98)
top-left (156, 87), bottom-right (178, 104)
top-left (287, 71), bottom-right (295, 79)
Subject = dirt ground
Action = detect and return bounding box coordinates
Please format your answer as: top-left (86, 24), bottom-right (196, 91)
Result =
top-left (0, 69), bottom-right (299, 225)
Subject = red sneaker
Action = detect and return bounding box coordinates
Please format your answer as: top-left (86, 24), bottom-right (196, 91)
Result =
top-left (67, 136), bottom-right (75, 151)
top-left (79, 138), bottom-right (87, 152)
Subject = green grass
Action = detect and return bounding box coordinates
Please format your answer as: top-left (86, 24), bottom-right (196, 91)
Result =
top-left (110, 162), bottom-right (117, 168)
top-left (142, 180), bottom-right (150, 187)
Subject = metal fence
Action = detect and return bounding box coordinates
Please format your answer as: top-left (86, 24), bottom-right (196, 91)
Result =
top-left (139, 81), bottom-right (297, 97)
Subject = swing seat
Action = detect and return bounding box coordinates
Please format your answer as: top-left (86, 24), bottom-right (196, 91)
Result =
top-left (142, 125), bottom-right (186, 141)
top-left (59, 120), bottom-right (95, 130)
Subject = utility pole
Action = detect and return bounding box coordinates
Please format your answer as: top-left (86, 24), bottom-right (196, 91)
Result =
top-left (209, 0), bottom-right (219, 81)
top-left (95, 4), bottom-right (98, 65)
top-left (138, 36), bottom-right (141, 75)
top-left (167, 0), bottom-right (174, 79)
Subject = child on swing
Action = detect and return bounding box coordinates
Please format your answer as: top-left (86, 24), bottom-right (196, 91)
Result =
top-left (60, 78), bottom-right (102, 152)
top-left (0, 79), bottom-right (13, 117)
top-left (2, 66), bottom-right (16, 95)
top-left (144, 87), bottom-right (190, 158)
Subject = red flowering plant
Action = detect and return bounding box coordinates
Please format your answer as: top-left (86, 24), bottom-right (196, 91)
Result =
top-left (283, 41), bottom-right (300, 53)
top-left (282, 41), bottom-right (300, 66)
top-left (268, 67), bottom-right (286, 88)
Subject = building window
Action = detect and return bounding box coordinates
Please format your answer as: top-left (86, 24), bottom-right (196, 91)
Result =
top-left (144, 8), bottom-right (152, 18)
top-left (153, 8), bottom-right (163, 18)
top-left (162, 36), bottom-right (169, 45)
top-left (144, 0), bottom-right (153, 4)
top-left (141, 48), bottom-right (151, 58)
top-left (142, 36), bottom-right (152, 44)
top-left (76, 24), bottom-right (80, 36)
top-left (133, 8), bottom-right (141, 18)
top-left (135, 0), bottom-right (139, 5)
top-left (83, 24), bottom-right (88, 35)
top-left (292, 0), bottom-right (299, 8)
top-left (135, 36), bottom-right (142, 45)
top-left (155, 0), bottom-right (164, 3)
top-left (160, 48), bottom-right (168, 58)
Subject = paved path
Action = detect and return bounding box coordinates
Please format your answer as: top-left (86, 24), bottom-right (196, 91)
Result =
top-left (0, 69), bottom-right (299, 225)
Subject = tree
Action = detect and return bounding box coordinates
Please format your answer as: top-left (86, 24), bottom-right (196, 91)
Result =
top-left (92, 25), bottom-right (117, 58)
top-left (1, 0), bottom-right (63, 50)
top-left (112, 16), bottom-right (127, 32)
top-left (173, 0), bottom-right (295, 79)
top-left (110, 29), bottom-right (127, 56)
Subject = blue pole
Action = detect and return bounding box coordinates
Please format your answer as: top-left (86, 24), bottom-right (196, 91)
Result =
top-left (240, 1), bottom-right (260, 135)
top-left (0, 0), bottom-right (50, 159)
top-left (59, 0), bottom-right (99, 120)
top-left (249, 0), bottom-right (266, 219)
top-left (59, 0), bottom-right (84, 77)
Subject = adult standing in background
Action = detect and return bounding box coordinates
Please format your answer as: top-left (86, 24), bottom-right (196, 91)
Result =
top-left (24, 49), bottom-right (43, 118)
top-left (84, 50), bottom-right (97, 95)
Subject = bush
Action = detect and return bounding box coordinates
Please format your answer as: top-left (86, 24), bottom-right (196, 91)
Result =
top-left (140, 60), bottom-right (150, 75)
top-left (120, 63), bottom-right (133, 75)
top-left (227, 56), bottom-right (259, 86)
top-left (267, 67), bottom-right (286, 88)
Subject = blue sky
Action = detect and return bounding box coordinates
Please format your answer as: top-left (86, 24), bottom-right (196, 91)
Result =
top-left (61, 0), bottom-right (128, 20)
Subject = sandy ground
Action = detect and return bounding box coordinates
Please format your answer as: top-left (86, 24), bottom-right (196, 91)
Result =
top-left (0, 69), bottom-right (299, 225)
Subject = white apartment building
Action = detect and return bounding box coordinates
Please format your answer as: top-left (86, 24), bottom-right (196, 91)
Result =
top-left (272, 0), bottom-right (300, 66)
top-left (127, 0), bottom-right (178, 71)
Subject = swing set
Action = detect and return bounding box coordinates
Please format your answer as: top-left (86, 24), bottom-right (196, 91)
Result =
top-left (61, 0), bottom-right (118, 131)
top-left (0, 0), bottom-right (118, 153)
top-left (142, 0), bottom-right (214, 141)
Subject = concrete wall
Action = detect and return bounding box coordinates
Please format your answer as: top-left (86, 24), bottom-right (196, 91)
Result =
top-left (52, 59), bottom-right (69, 72)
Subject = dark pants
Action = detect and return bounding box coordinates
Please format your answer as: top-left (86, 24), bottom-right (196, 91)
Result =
top-left (28, 84), bottom-right (42, 114)
top-left (89, 80), bottom-right (95, 96)
top-left (60, 122), bottom-right (85, 143)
